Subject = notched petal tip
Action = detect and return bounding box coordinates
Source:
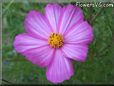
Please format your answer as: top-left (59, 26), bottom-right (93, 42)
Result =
top-left (45, 3), bottom-right (62, 8)
top-left (46, 71), bottom-right (74, 84)
top-left (25, 10), bottom-right (41, 22)
top-left (45, 3), bottom-right (61, 13)
top-left (13, 33), bottom-right (27, 52)
top-left (24, 10), bottom-right (38, 29)
top-left (75, 55), bottom-right (88, 62)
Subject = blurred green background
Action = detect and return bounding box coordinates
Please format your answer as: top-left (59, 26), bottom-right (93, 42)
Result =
top-left (2, 1), bottom-right (114, 85)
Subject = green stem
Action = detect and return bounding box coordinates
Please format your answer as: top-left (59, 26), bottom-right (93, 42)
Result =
top-left (88, 7), bottom-right (93, 24)
top-left (2, 79), bottom-right (14, 84)
top-left (3, 0), bottom-right (14, 15)
top-left (90, 7), bottom-right (104, 25)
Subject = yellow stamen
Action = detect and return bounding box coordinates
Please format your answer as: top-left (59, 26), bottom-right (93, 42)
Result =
top-left (48, 33), bottom-right (64, 48)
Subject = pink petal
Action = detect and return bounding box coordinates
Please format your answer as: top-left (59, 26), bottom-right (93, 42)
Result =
top-left (25, 10), bottom-right (52, 39)
top-left (22, 45), bottom-right (54, 68)
top-left (45, 3), bottom-right (62, 32)
top-left (64, 21), bottom-right (93, 45)
top-left (58, 4), bottom-right (84, 34)
top-left (13, 33), bottom-right (54, 67)
top-left (62, 44), bottom-right (88, 62)
top-left (46, 49), bottom-right (74, 83)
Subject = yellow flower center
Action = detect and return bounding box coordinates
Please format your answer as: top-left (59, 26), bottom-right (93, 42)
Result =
top-left (48, 33), bottom-right (64, 48)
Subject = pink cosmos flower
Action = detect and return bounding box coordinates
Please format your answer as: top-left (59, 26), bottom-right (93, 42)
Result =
top-left (13, 3), bottom-right (93, 83)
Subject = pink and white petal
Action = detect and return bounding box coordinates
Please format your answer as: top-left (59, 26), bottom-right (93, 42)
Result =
top-left (45, 3), bottom-right (62, 32)
top-left (64, 21), bottom-right (93, 45)
top-left (62, 44), bottom-right (88, 62)
top-left (46, 49), bottom-right (74, 84)
top-left (13, 33), bottom-right (47, 53)
top-left (59, 4), bottom-right (84, 34)
top-left (25, 10), bottom-right (52, 39)
top-left (13, 33), bottom-right (54, 67)
top-left (22, 45), bottom-right (54, 68)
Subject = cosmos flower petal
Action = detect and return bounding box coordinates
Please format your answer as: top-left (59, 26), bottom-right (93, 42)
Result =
top-left (45, 3), bottom-right (62, 32)
top-left (59, 4), bottom-right (84, 34)
top-left (62, 44), bottom-right (88, 62)
top-left (22, 45), bottom-right (54, 68)
top-left (13, 33), bottom-right (54, 67)
top-left (64, 21), bottom-right (93, 45)
top-left (25, 10), bottom-right (52, 39)
top-left (46, 49), bottom-right (74, 83)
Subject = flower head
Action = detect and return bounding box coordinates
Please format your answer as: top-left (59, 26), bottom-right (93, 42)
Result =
top-left (14, 3), bottom-right (93, 84)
